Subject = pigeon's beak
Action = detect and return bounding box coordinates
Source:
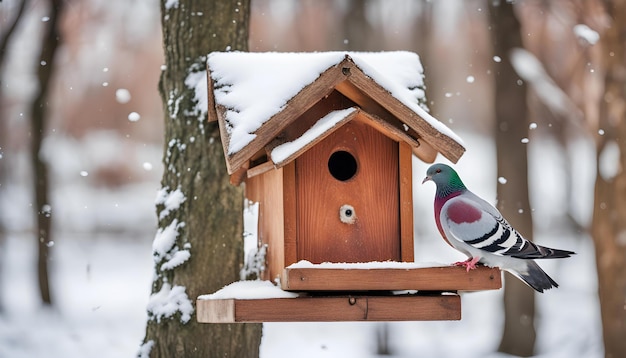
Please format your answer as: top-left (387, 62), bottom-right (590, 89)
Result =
top-left (422, 175), bottom-right (431, 184)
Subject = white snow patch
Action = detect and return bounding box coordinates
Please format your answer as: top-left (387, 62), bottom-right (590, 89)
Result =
top-left (115, 88), bottom-right (131, 103)
top-left (152, 219), bottom-right (184, 260)
top-left (155, 187), bottom-right (186, 219)
top-left (243, 199), bottom-right (259, 262)
top-left (146, 283), bottom-right (194, 324)
top-left (137, 340), bottom-right (154, 358)
top-left (573, 24), bottom-right (599, 45)
top-left (287, 260), bottom-right (446, 269)
top-left (498, 177), bottom-right (508, 184)
top-left (466, 75), bottom-right (475, 83)
top-left (198, 280), bottom-right (299, 300)
top-left (167, 90), bottom-right (183, 119)
top-left (271, 108), bottom-right (357, 165)
top-left (184, 70), bottom-right (208, 118)
top-left (164, 0), bottom-right (179, 10)
top-left (241, 200), bottom-right (268, 280)
top-left (160, 249), bottom-right (191, 271)
top-left (207, 51), bottom-right (463, 155)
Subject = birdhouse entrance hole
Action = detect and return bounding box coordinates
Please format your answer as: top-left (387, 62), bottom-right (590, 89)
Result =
top-left (328, 150), bottom-right (358, 181)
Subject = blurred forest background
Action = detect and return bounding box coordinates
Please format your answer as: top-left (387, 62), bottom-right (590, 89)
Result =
top-left (0, 0), bottom-right (624, 357)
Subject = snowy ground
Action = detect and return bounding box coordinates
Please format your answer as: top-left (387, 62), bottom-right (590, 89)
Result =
top-left (0, 233), bottom-right (154, 358)
top-left (0, 132), bottom-right (604, 357)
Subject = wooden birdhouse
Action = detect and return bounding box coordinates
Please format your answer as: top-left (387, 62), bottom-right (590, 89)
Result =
top-left (197, 52), bottom-right (501, 323)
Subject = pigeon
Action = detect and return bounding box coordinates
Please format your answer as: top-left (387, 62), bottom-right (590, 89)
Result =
top-left (422, 163), bottom-right (575, 293)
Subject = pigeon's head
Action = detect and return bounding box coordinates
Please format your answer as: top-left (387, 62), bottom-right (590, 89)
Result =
top-left (422, 163), bottom-right (466, 195)
top-left (423, 163), bottom-right (454, 185)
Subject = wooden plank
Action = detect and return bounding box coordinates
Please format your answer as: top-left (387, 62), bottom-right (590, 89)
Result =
top-left (333, 78), bottom-right (424, 145)
top-left (197, 298), bottom-right (235, 323)
top-left (345, 63), bottom-right (466, 163)
top-left (215, 103), bottom-right (236, 174)
top-left (196, 294), bottom-right (460, 323)
top-left (355, 111), bottom-right (420, 149)
top-left (411, 140), bottom-right (438, 164)
top-left (224, 59), bottom-right (354, 174)
top-left (282, 162), bottom-right (298, 269)
top-left (245, 168), bottom-right (285, 282)
top-left (229, 161), bottom-right (249, 186)
top-left (398, 142), bottom-right (414, 262)
top-left (365, 295), bottom-right (460, 321)
top-left (281, 266), bottom-right (501, 292)
top-left (246, 161), bottom-right (275, 179)
top-left (206, 65), bottom-right (218, 123)
top-left (334, 77), bottom-right (394, 121)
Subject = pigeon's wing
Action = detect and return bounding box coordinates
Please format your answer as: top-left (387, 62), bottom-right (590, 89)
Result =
top-left (441, 196), bottom-right (553, 259)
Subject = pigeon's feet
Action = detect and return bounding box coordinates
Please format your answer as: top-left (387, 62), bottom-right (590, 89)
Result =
top-left (453, 256), bottom-right (481, 272)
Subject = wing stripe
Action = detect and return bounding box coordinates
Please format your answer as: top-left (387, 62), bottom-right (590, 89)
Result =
top-left (508, 233), bottom-right (525, 253)
top-left (480, 227), bottom-right (511, 253)
top-left (465, 223), bottom-right (499, 245)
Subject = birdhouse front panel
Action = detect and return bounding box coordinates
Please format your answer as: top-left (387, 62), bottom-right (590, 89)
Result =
top-left (295, 119), bottom-right (400, 263)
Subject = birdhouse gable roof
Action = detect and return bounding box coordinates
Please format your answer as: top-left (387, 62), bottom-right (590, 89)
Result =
top-left (206, 51), bottom-right (465, 175)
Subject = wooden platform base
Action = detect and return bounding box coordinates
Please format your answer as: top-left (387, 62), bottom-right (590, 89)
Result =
top-left (197, 294), bottom-right (461, 323)
top-left (281, 265), bottom-right (502, 291)
top-left (197, 265), bottom-right (501, 323)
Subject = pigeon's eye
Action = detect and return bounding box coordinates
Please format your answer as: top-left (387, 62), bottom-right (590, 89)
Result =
top-left (435, 168), bottom-right (442, 174)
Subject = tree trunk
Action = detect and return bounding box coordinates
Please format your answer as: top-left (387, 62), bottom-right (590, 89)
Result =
top-left (140, 1), bottom-right (262, 357)
top-left (592, 1), bottom-right (626, 357)
top-left (489, 2), bottom-right (536, 356)
top-left (30, 0), bottom-right (64, 306)
top-left (0, 0), bottom-right (29, 314)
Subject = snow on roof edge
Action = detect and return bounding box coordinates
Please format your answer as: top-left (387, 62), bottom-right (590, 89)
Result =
top-left (207, 51), bottom-right (464, 157)
top-left (270, 107), bottom-right (357, 165)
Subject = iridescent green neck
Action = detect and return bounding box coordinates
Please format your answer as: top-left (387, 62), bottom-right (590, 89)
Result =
top-left (435, 172), bottom-right (467, 198)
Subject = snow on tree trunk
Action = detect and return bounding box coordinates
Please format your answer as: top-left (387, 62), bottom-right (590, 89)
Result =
top-left (139, 1), bottom-right (262, 357)
top-left (488, 2), bottom-right (537, 356)
top-left (592, 1), bottom-right (626, 356)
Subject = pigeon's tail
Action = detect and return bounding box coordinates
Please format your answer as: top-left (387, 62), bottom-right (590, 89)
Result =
top-left (510, 261), bottom-right (559, 293)
top-left (511, 243), bottom-right (576, 259)
top-left (533, 244), bottom-right (576, 259)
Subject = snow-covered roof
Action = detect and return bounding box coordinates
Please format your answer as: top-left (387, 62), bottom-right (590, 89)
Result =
top-left (206, 51), bottom-right (465, 175)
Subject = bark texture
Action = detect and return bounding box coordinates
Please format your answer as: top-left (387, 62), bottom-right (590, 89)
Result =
top-left (141, 1), bottom-right (262, 357)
